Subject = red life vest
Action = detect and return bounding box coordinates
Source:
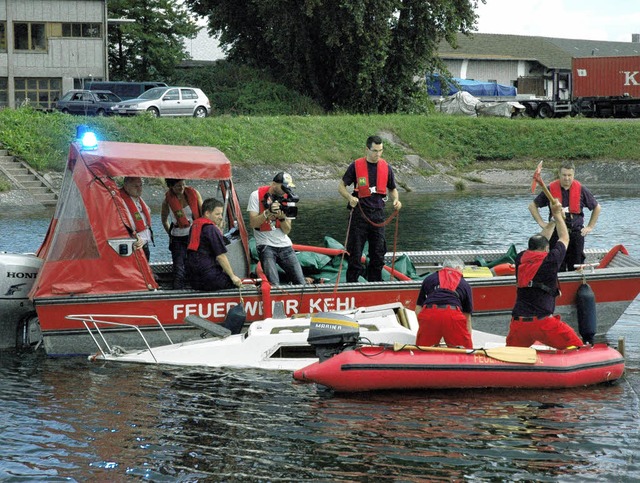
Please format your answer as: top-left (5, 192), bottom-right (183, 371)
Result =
top-left (119, 188), bottom-right (151, 233)
top-left (256, 185), bottom-right (281, 231)
top-left (549, 179), bottom-right (582, 214)
top-left (437, 267), bottom-right (463, 291)
top-left (165, 186), bottom-right (200, 228)
top-left (187, 217), bottom-right (214, 251)
top-left (517, 250), bottom-right (549, 288)
top-left (517, 250), bottom-right (559, 296)
top-left (354, 157), bottom-right (388, 198)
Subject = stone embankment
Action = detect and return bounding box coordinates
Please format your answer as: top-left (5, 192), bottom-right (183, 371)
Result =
top-left (1, 128), bottom-right (638, 209)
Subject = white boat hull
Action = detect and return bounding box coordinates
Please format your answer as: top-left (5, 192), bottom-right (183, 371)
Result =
top-left (88, 303), bottom-right (507, 371)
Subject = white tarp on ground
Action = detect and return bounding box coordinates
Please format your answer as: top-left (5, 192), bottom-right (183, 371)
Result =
top-left (435, 91), bottom-right (480, 116)
top-left (434, 91), bottom-right (525, 118)
top-left (477, 101), bottom-right (526, 118)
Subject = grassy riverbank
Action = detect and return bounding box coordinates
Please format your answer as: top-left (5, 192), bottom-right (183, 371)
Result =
top-left (1, 108), bottom-right (639, 176)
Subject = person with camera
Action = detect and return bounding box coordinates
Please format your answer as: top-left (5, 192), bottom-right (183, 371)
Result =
top-left (247, 172), bottom-right (306, 285)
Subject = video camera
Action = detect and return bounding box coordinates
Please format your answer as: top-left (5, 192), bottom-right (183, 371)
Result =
top-left (263, 185), bottom-right (300, 220)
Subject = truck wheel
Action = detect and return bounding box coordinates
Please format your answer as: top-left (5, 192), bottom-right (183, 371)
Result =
top-left (524, 104), bottom-right (537, 118)
top-left (538, 104), bottom-right (553, 119)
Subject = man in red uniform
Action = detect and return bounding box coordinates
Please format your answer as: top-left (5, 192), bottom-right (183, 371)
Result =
top-left (415, 258), bottom-right (473, 348)
top-left (507, 198), bottom-right (583, 349)
top-left (338, 135), bottom-right (402, 283)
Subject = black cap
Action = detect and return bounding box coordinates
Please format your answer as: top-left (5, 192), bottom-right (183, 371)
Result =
top-left (273, 172), bottom-right (295, 188)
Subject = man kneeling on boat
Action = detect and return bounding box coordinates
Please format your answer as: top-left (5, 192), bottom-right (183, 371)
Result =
top-left (414, 258), bottom-right (473, 348)
top-left (185, 198), bottom-right (243, 291)
top-left (507, 198), bottom-right (583, 349)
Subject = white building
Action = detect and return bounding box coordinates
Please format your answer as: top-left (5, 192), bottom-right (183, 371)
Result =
top-left (0, 0), bottom-right (107, 109)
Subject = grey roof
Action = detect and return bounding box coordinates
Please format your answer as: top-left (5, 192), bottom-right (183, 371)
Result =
top-left (439, 33), bottom-right (640, 70)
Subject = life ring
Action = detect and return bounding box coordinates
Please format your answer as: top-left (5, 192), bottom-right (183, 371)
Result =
top-left (492, 263), bottom-right (516, 276)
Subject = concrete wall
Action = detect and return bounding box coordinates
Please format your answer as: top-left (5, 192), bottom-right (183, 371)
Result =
top-left (0, 0), bottom-right (106, 108)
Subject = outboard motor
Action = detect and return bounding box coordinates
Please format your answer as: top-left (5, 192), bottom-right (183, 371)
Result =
top-left (307, 312), bottom-right (360, 362)
top-left (0, 252), bottom-right (42, 349)
top-left (576, 282), bottom-right (596, 345)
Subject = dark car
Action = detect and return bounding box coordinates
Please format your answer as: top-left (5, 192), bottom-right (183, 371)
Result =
top-left (55, 90), bottom-right (122, 116)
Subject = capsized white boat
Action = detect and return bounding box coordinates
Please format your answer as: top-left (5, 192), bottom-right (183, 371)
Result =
top-left (81, 302), bottom-right (506, 371)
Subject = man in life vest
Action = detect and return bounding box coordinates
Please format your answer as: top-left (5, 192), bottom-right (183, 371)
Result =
top-left (161, 178), bottom-right (203, 289)
top-left (529, 162), bottom-right (601, 271)
top-left (120, 177), bottom-right (153, 260)
top-left (507, 198), bottom-right (583, 349)
top-left (247, 172), bottom-right (305, 285)
top-left (186, 198), bottom-right (243, 291)
top-left (414, 258), bottom-right (473, 348)
top-left (338, 135), bottom-right (402, 283)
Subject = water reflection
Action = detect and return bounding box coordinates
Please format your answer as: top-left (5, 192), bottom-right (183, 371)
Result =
top-left (2, 189), bottom-right (640, 480)
top-left (2, 190), bottom-right (639, 258)
top-left (1, 349), bottom-right (639, 481)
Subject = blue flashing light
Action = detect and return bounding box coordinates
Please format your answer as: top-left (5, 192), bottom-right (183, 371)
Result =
top-left (81, 131), bottom-right (98, 149)
top-left (76, 124), bottom-right (98, 150)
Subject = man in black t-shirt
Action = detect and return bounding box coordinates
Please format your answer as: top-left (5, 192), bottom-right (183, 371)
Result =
top-left (338, 135), bottom-right (402, 283)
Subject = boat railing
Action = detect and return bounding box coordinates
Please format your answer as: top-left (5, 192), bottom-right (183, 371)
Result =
top-left (66, 314), bottom-right (174, 362)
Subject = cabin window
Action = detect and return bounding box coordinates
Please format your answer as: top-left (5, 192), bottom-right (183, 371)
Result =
top-left (14, 77), bottom-right (61, 109)
top-left (47, 168), bottom-right (100, 262)
top-left (14, 22), bottom-right (46, 51)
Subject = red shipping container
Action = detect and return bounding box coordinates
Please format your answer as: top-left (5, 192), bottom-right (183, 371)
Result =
top-left (573, 56), bottom-right (640, 98)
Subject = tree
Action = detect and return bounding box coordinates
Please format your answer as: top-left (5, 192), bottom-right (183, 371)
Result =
top-left (108, 0), bottom-right (200, 82)
top-left (185, 0), bottom-right (482, 113)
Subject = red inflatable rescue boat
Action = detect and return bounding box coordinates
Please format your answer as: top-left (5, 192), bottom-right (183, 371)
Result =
top-left (293, 344), bottom-right (625, 392)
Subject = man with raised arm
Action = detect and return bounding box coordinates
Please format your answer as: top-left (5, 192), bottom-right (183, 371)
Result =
top-left (508, 198), bottom-right (584, 349)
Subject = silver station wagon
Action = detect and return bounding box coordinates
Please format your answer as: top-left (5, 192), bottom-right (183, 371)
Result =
top-left (113, 86), bottom-right (211, 117)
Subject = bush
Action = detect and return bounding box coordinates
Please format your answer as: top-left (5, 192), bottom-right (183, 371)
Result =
top-left (169, 60), bottom-right (325, 115)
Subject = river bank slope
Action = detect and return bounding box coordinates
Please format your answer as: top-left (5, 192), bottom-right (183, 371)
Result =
top-left (1, 109), bottom-right (639, 208)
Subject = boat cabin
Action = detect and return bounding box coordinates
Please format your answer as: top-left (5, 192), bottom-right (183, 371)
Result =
top-left (30, 131), bottom-right (250, 300)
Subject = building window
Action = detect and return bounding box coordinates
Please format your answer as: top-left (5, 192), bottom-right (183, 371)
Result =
top-left (14, 22), bottom-right (46, 51)
top-left (55, 23), bottom-right (101, 38)
top-left (14, 78), bottom-right (61, 109)
top-left (0, 23), bottom-right (6, 51)
top-left (0, 78), bottom-right (8, 108)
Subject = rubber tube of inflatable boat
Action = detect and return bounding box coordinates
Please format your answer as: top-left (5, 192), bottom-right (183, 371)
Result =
top-left (576, 283), bottom-right (596, 344)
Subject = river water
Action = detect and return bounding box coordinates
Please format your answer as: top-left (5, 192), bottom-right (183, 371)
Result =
top-left (1, 189), bottom-right (640, 481)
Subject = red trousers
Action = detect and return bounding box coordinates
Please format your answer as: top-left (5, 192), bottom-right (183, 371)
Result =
top-left (506, 314), bottom-right (583, 349)
top-left (416, 306), bottom-right (473, 348)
